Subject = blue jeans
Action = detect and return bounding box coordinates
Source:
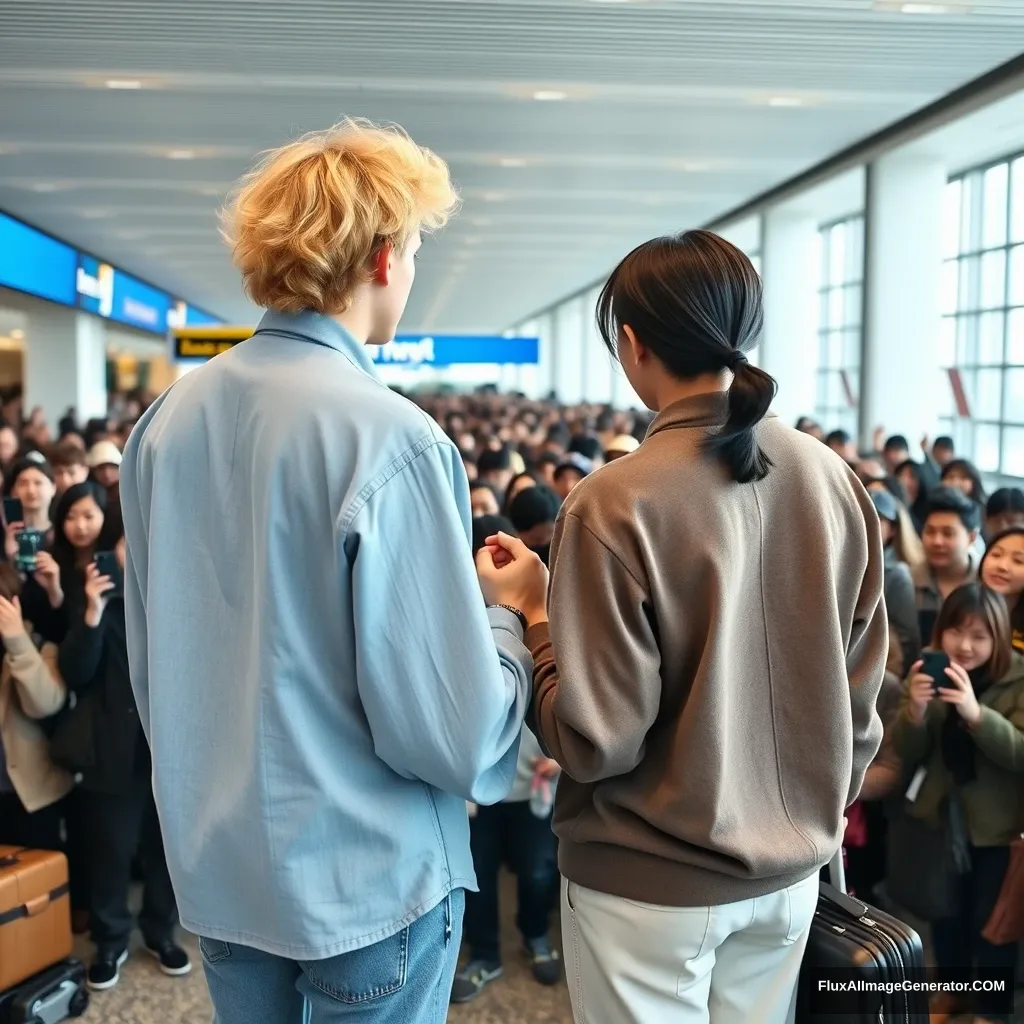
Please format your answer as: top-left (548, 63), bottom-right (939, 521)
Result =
top-left (199, 891), bottom-right (464, 1024)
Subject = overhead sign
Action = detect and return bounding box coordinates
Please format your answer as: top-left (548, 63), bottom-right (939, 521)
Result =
top-left (171, 328), bottom-right (540, 366)
top-left (171, 325), bottom-right (255, 360)
top-left (372, 335), bottom-right (539, 366)
top-left (0, 213), bottom-right (78, 307)
top-left (77, 255), bottom-right (174, 334)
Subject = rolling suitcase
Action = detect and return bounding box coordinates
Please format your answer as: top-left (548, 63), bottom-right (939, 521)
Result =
top-left (796, 850), bottom-right (929, 1023)
top-left (0, 848), bottom-right (73, 992)
top-left (0, 958), bottom-right (89, 1024)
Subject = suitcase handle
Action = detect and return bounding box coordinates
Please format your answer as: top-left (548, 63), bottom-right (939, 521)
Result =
top-left (0, 855), bottom-right (19, 869)
top-left (822, 846), bottom-right (872, 921)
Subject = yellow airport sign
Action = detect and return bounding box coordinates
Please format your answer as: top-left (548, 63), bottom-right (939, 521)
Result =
top-left (171, 325), bottom-right (255, 361)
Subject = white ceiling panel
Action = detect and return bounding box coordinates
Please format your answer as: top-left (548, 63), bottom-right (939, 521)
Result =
top-left (0, 0), bottom-right (1022, 330)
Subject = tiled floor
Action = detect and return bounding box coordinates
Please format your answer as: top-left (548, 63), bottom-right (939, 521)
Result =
top-left (74, 874), bottom-right (574, 1024)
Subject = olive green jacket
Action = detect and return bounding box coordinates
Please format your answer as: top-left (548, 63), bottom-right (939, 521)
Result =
top-left (891, 652), bottom-right (1024, 846)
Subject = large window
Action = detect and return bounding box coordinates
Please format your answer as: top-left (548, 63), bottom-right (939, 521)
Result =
top-left (940, 155), bottom-right (1024, 479)
top-left (815, 216), bottom-right (864, 437)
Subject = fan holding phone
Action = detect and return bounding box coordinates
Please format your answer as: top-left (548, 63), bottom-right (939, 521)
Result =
top-left (2, 456), bottom-right (57, 574)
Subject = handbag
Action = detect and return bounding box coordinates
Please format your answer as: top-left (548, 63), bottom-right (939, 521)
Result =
top-left (46, 689), bottom-right (98, 774)
top-left (982, 834), bottom-right (1024, 945)
top-left (885, 801), bottom-right (962, 921)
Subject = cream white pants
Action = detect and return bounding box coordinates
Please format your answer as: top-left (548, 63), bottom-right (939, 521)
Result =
top-left (561, 873), bottom-right (818, 1024)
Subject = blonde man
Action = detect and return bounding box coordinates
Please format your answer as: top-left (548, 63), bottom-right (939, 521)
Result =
top-left (119, 121), bottom-right (534, 1024)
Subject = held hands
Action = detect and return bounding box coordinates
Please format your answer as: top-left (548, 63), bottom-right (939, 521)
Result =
top-left (532, 756), bottom-right (561, 781)
top-left (936, 660), bottom-right (983, 727)
top-left (33, 551), bottom-right (63, 609)
top-left (0, 595), bottom-right (25, 641)
top-left (475, 532), bottom-right (549, 627)
top-left (83, 562), bottom-right (115, 628)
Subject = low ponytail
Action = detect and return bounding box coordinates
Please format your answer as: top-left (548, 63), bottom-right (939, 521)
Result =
top-left (597, 229), bottom-right (776, 483)
top-left (703, 356), bottom-right (778, 484)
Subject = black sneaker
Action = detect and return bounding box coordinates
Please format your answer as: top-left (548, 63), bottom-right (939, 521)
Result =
top-left (525, 936), bottom-right (561, 986)
top-left (87, 949), bottom-right (128, 991)
top-left (449, 959), bottom-right (503, 1004)
top-left (144, 939), bottom-right (192, 977)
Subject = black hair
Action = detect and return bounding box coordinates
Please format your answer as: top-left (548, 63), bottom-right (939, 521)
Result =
top-left (50, 481), bottom-right (121, 585)
top-left (508, 485), bottom-right (561, 534)
top-left (933, 435), bottom-right (955, 452)
top-left (922, 485), bottom-right (980, 534)
top-left (471, 515), bottom-right (517, 558)
top-left (503, 472), bottom-right (537, 514)
top-left (476, 445), bottom-right (512, 475)
top-left (4, 454), bottom-right (54, 496)
top-left (987, 487), bottom-right (1024, 517)
top-left (826, 429), bottom-right (852, 447)
top-left (535, 451), bottom-right (560, 468)
top-left (940, 458), bottom-right (987, 504)
top-left (795, 416), bottom-right (818, 432)
top-left (568, 434), bottom-right (603, 462)
top-left (596, 230), bottom-right (776, 484)
top-left (884, 434), bottom-right (909, 452)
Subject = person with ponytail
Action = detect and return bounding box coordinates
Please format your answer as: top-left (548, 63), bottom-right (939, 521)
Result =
top-left (476, 229), bottom-right (888, 1024)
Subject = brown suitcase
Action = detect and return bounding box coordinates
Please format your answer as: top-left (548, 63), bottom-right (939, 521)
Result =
top-left (0, 846), bottom-right (73, 991)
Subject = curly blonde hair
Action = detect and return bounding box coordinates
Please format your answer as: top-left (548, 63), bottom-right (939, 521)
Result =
top-left (222, 118), bottom-right (457, 314)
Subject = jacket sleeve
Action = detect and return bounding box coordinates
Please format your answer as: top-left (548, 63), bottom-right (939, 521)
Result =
top-left (886, 565), bottom-right (922, 676)
top-left (526, 512), bottom-right (661, 785)
top-left (859, 672), bottom-right (903, 801)
top-left (118, 419), bottom-right (152, 737)
top-left (969, 694), bottom-right (1024, 773)
top-left (845, 497), bottom-right (889, 807)
top-left (346, 440), bottom-right (531, 805)
top-left (891, 680), bottom-right (934, 767)
top-left (4, 635), bottom-right (66, 719)
top-left (58, 613), bottom-right (106, 691)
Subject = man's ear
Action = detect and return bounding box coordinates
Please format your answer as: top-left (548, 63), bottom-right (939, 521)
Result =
top-left (372, 242), bottom-right (394, 286)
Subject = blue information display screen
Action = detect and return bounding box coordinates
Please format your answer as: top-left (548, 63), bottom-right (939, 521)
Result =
top-left (0, 213), bottom-right (77, 306)
top-left (77, 254), bottom-right (172, 334)
top-left (371, 335), bottom-right (539, 366)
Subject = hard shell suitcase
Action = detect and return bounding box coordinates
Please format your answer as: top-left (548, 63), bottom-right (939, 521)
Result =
top-left (0, 959), bottom-right (89, 1024)
top-left (0, 848), bottom-right (73, 991)
top-left (796, 851), bottom-right (929, 1023)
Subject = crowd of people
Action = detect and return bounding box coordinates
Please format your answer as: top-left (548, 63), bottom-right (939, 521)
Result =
top-left (0, 117), bottom-right (1021, 1024)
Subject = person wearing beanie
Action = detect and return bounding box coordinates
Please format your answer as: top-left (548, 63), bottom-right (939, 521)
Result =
top-left (984, 487), bottom-right (1024, 540)
top-left (605, 434), bottom-right (640, 462)
top-left (508, 486), bottom-right (562, 566)
top-left (87, 441), bottom-right (122, 490)
top-left (4, 454), bottom-right (56, 542)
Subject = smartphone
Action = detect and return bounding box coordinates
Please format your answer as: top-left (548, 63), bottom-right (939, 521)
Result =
top-left (920, 651), bottom-right (951, 693)
top-left (3, 497), bottom-right (23, 526)
top-left (13, 528), bottom-right (44, 573)
top-left (93, 551), bottom-right (123, 598)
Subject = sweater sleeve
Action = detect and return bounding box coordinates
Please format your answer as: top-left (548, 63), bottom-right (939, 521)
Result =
top-left (969, 696), bottom-right (1024, 773)
top-left (4, 635), bottom-right (66, 719)
top-left (58, 614), bottom-right (106, 692)
top-left (527, 512), bottom-right (661, 785)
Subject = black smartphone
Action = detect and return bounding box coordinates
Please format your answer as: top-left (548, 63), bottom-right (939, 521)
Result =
top-left (3, 497), bottom-right (23, 525)
top-left (920, 651), bottom-right (951, 693)
top-left (93, 551), bottom-right (123, 598)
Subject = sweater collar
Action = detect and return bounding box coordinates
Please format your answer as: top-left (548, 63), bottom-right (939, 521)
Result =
top-left (253, 310), bottom-right (381, 380)
top-left (645, 391), bottom-right (731, 441)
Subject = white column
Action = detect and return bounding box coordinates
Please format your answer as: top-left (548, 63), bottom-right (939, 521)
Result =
top-left (580, 287), bottom-right (615, 404)
top-left (553, 298), bottom-right (585, 403)
top-left (760, 209), bottom-right (820, 427)
top-left (861, 153), bottom-right (946, 447)
top-left (24, 306), bottom-right (108, 426)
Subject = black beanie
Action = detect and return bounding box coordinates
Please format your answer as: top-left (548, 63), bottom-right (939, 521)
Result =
top-left (509, 485), bottom-right (561, 534)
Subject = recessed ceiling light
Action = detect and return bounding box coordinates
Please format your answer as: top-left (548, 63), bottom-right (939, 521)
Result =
top-left (115, 229), bottom-right (144, 240)
top-left (9, 329), bottom-right (24, 340)
top-left (166, 149), bottom-right (196, 160)
top-left (499, 157), bottom-right (528, 168)
top-left (533, 90), bottom-right (568, 102)
top-left (197, 186), bottom-right (220, 196)
top-left (482, 192), bottom-right (506, 202)
top-left (470, 216), bottom-right (493, 226)
top-left (767, 95), bottom-right (804, 107)
top-left (29, 182), bottom-right (63, 192)
top-left (79, 208), bottom-right (111, 219)
top-left (105, 79), bottom-right (143, 90)
top-left (900, 2), bottom-right (952, 10)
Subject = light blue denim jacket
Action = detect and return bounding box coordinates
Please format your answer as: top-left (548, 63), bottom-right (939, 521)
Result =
top-left (119, 310), bottom-right (532, 959)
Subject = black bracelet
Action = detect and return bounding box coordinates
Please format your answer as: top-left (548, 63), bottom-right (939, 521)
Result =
top-left (489, 604), bottom-right (528, 632)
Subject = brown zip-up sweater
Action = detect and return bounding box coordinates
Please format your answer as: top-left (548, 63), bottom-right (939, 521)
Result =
top-left (525, 393), bottom-right (887, 907)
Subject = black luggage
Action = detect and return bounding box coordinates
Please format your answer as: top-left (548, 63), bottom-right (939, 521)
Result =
top-left (796, 851), bottom-right (928, 1023)
top-left (0, 959), bottom-right (89, 1024)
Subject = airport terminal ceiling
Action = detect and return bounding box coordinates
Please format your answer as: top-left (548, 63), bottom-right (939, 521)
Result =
top-left (1, 0), bottom-right (1023, 334)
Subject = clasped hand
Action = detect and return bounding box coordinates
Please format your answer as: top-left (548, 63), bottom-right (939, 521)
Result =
top-left (475, 532), bottom-right (549, 627)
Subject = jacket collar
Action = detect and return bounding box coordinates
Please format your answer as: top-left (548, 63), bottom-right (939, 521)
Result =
top-left (254, 310), bottom-right (380, 380)
top-left (645, 391), bottom-right (731, 441)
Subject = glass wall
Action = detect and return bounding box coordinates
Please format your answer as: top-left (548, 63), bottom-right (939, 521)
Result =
top-left (939, 154), bottom-right (1024, 477)
top-left (814, 216), bottom-right (864, 437)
